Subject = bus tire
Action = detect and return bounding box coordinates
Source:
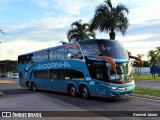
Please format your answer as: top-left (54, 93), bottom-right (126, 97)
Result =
top-left (26, 81), bottom-right (30, 90)
top-left (81, 85), bottom-right (90, 99)
top-left (31, 82), bottom-right (37, 91)
top-left (69, 85), bottom-right (77, 97)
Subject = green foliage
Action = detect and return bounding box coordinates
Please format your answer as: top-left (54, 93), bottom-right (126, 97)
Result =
top-left (89, 0), bottom-right (129, 40)
top-left (67, 20), bottom-right (96, 42)
top-left (147, 47), bottom-right (160, 65)
top-left (0, 60), bottom-right (18, 73)
top-left (135, 87), bottom-right (160, 97)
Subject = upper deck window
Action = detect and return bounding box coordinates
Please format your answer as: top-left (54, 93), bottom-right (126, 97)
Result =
top-left (18, 54), bottom-right (32, 64)
top-left (32, 51), bottom-right (49, 62)
top-left (57, 48), bottom-right (65, 59)
top-left (79, 41), bottom-right (100, 57)
top-left (101, 40), bottom-right (128, 59)
top-left (79, 40), bottom-right (128, 59)
top-left (66, 46), bottom-right (82, 59)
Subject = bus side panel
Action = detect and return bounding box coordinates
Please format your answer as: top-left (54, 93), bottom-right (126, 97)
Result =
top-left (18, 64), bottom-right (26, 88)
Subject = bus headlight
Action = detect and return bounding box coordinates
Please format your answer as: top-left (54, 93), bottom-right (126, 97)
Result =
top-left (111, 87), bottom-right (117, 90)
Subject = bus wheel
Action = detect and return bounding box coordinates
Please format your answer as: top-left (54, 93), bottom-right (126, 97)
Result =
top-left (26, 81), bottom-right (30, 90)
top-left (81, 86), bottom-right (90, 99)
top-left (31, 82), bottom-right (37, 91)
top-left (69, 85), bottom-right (77, 97)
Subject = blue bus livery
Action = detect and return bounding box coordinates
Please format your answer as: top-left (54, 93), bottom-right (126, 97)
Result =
top-left (18, 39), bottom-right (143, 99)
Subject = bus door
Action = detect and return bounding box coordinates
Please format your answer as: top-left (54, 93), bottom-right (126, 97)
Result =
top-left (88, 60), bottom-right (109, 96)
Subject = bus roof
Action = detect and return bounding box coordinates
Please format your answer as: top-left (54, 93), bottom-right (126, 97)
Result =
top-left (18, 41), bottom-right (78, 57)
top-left (18, 39), bottom-right (116, 57)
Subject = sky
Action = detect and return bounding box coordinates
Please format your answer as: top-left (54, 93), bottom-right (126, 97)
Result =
top-left (0, 0), bottom-right (160, 60)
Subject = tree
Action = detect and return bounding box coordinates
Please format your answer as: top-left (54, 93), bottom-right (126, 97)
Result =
top-left (67, 20), bottom-right (96, 42)
top-left (0, 60), bottom-right (18, 74)
top-left (136, 54), bottom-right (144, 76)
top-left (155, 47), bottom-right (160, 64)
top-left (155, 47), bottom-right (160, 77)
top-left (147, 50), bottom-right (158, 79)
top-left (89, 0), bottom-right (129, 40)
top-left (58, 40), bottom-right (67, 45)
top-left (147, 50), bottom-right (157, 65)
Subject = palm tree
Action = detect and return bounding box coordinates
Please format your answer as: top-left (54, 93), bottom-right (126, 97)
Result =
top-left (58, 40), bottom-right (67, 45)
top-left (155, 47), bottom-right (160, 64)
top-left (147, 50), bottom-right (157, 65)
top-left (89, 0), bottom-right (129, 40)
top-left (67, 20), bottom-right (96, 42)
top-left (155, 47), bottom-right (160, 77)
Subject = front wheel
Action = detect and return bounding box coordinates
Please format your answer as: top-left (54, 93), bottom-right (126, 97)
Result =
top-left (81, 86), bottom-right (90, 99)
top-left (69, 85), bottom-right (77, 97)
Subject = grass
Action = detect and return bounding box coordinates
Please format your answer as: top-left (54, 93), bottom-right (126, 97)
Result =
top-left (133, 74), bottom-right (160, 81)
top-left (135, 87), bottom-right (160, 97)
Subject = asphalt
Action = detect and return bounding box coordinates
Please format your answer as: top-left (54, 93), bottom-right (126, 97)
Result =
top-left (135, 80), bottom-right (160, 89)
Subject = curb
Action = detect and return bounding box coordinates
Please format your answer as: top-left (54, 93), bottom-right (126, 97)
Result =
top-left (131, 93), bottom-right (160, 100)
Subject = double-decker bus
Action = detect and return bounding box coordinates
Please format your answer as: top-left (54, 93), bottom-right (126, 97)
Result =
top-left (18, 39), bottom-right (143, 99)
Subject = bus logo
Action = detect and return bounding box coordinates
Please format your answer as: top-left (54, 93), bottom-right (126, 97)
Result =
top-left (37, 61), bottom-right (70, 69)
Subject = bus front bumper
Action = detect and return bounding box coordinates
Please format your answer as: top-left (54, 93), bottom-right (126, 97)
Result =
top-left (108, 87), bottom-right (135, 97)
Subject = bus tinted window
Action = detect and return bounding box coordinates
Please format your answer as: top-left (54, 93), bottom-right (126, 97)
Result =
top-left (67, 46), bottom-right (82, 59)
top-left (34, 70), bottom-right (49, 79)
top-left (64, 69), bottom-right (84, 80)
top-left (49, 49), bottom-right (56, 60)
top-left (50, 69), bottom-right (84, 80)
top-left (50, 70), bottom-right (65, 80)
top-left (57, 48), bottom-right (65, 59)
top-left (32, 51), bottom-right (49, 62)
top-left (79, 40), bottom-right (128, 59)
top-left (101, 40), bottom-right (128, 59)
top-left (79, 41), bottom-right (101, 57)
top-left (18, 55), bottom-right (32, 64)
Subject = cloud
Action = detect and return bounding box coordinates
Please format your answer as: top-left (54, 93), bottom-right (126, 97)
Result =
top-left (33, 0), bottom-right (95, 15)
top-left (0, 0), bottom-right (13, 11)
top-left (32, 0), bottom-right (49, 8)
top-left (1, 0), bottom-right (160, 60)
top-left (0, 40), bottom-right (60, 60)
top-left (1, 15), bottom-right (81, 43)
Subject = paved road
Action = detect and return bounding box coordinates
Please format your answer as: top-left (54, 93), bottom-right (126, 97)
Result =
top-left (135, 80), bottom-right (160, 89)
top-left (0, 79), bottom-right (160, 120)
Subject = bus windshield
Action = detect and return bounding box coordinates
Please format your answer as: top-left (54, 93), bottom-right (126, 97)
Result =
top-left (79, 39), bottom-right (128, 59)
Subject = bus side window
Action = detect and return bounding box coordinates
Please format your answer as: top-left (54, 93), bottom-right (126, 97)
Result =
top-left (32, 52), bottom-right (48, 62)
top-left (34, 70), bottom-right (49, 79)
top-left (64, 69), bottom-right (85, 80)
top-left (50, 70), bottom-right (58, 79)
top-left (49, 49), bottom-right (56, 60)
top-left (67, 46), bottom-right (82, 59)
top-left (57, 48), bottom-right (65, 59)
top-left (50, 70), bottom-right (65, 80)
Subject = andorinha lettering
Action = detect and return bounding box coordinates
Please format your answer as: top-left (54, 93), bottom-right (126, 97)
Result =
top-left (37, 61), bottom-right (70, 69)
